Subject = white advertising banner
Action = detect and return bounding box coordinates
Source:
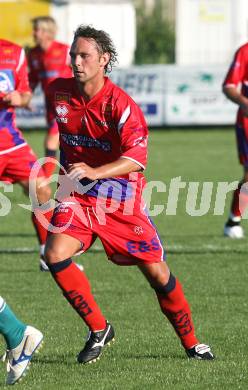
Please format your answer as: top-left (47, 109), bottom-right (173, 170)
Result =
top-left (163, 65), bottom-right (236, 125)
top-left (16, 65), bottom-right (237, 128)
top-left (111, 66), bottom-right (165, 126)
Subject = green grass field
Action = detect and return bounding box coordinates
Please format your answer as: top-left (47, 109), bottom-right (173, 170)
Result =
top-left (0, 128), bottom-right (247, 389)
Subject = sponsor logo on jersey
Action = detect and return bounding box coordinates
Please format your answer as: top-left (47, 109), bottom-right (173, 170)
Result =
top-left (94, 119), bottom-right (115, 129)
top-left (0, 70), bottom-right (14, 93)
top-left (126, 237), bottom-right (160, 254)
top-left (55, 92), bottom-right (70, 104)
top-left (0, 59), bottom-right (15, 65)
top-left (61, 133), bottom-right (111, 152)
top-left (3, 48), bottom-right (13, 55)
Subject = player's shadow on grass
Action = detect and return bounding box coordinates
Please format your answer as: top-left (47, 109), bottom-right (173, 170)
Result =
top-left (35, 353), bottom-right (78, 366)
top-left (123, 352), bottom-right (184, 360)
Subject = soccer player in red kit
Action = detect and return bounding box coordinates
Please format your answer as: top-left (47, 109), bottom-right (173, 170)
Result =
top-left (0, 38), bottom-right (53, 270)
top-left (223, 43), bottom-right (248, 238)
top-left (28, 16), bottom-right (72, 178)
top-left (44, 25), bottom-right (214, 363)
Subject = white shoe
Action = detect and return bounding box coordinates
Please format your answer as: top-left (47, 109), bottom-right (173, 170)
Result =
top-left (40, 258), bottom-right (50, 272)
top-left (76, 263), bottom-right (84, 272)
top-left (40, 259), bottom-right (84, 272)
top-left (224, 225), bottom-right (244, 239)
top-left (4, 325), bottom-right (43, 385)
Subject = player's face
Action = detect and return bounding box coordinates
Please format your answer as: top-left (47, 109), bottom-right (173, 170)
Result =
top-left (33, 26), bottom-right (50, 45)
top-left (70, 37), bottom-right (109, 85)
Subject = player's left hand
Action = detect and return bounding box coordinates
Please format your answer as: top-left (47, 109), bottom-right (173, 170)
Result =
top-left (67, 162), bottom-right (98, 181)
top-left (2, 91), bottom-right (23, 107)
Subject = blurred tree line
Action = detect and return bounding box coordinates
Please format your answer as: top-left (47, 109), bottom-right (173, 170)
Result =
top-left (134, 0), bottom-right (175, 64)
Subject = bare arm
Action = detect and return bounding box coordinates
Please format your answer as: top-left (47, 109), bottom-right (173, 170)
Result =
top-left (67, 158), bottom-right (141, 181)
top-left (2, 91), bottom-right (32, 108)
top-left (223, 85), bottom-right (248, 116)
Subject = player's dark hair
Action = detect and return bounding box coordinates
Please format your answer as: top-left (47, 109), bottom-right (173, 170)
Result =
top-left (73, 25), bottom-right (118, 73)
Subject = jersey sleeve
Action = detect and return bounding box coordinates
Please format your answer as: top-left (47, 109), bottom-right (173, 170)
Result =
top-left (15, 48), bottom-right (31, 93)
top-left (223, 46), bottom-right (247, 88)
top-left (117, 97), bottom-right (148, 170)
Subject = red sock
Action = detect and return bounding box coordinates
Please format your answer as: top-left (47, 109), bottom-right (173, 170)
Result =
top-left (156, 276), bottom-right (198, 349)
top-left (231, 181), bottom-right (248, 218)
top-left (31, 209), bottom-right (53, 245)
top-left (43, 157), bottom-right (57, 178)
top-left (49, 259), bottom-right (106, 331)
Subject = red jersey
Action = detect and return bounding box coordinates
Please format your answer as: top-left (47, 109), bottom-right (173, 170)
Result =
top-left (28, 40), bottom-right (72, 94)
top-left (223, 42), bottom-right (248, 129)
top-left (0, 39), bottom-right (31, 154)
top-left (46, 76), bottom-right (148, 202)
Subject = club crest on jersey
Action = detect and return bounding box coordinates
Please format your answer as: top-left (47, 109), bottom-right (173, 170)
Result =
top-left (55, 92), bottom-right (70, 104)
top-left (56, 104), bottom-right (68, 123)
top-left (52, 49), bottom-right (62, 57)
top-left (3, 48), bottom-right (13, 55)
top-left (0, 70), bottom-right (14, 93)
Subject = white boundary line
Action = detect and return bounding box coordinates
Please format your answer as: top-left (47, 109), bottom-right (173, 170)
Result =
top-left (0, 244), bottom-right (247, 254)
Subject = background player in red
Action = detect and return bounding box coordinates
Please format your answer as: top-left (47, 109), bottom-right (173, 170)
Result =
top-left (0, 38), bottom-right (52, 270)
top-left (28, 16), bottom-right (72, 178)
top-left (44, 25), bottom-right (214, 363)
top-left (223, 43), bottom-right (248, 238)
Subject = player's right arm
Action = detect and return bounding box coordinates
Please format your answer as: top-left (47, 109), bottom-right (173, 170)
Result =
top-left (223, 86), bottom-right (248, 116)
top-left (2, 46), bottom-right (32, 108)
top-left (223, 44), bottom-right (248, 116)
top-left (2, 90), bottom-right (31, 108)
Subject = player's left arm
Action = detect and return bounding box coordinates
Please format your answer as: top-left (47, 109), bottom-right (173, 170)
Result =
top-left (2, 90), bottom-right (32, 108)
top-left (67, 158), bottom-right (141, 181)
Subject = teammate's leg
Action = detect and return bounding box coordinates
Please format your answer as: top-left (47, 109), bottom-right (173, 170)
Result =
top-left (20, 177), bottom-right (53, 267)
top-left (43, 132), bottom-right (59, 178)
top-left (224, 167), bottom-right (248, 238)
top-left (0, 296), bottom-right (43, 385)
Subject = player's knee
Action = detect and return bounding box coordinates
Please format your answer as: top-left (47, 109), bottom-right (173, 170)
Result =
top-left (36, 183), bottom-right (52, 203)
top-left (152, 273), bottom-right (176, 294)
top-left (44, 245), bottom-right (64, 264)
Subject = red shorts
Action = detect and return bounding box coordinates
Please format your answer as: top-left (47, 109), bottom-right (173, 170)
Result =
top-left (0, 144), bottom-right (45, 183)
top-left (49, 200), bottom-right (165, 266)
